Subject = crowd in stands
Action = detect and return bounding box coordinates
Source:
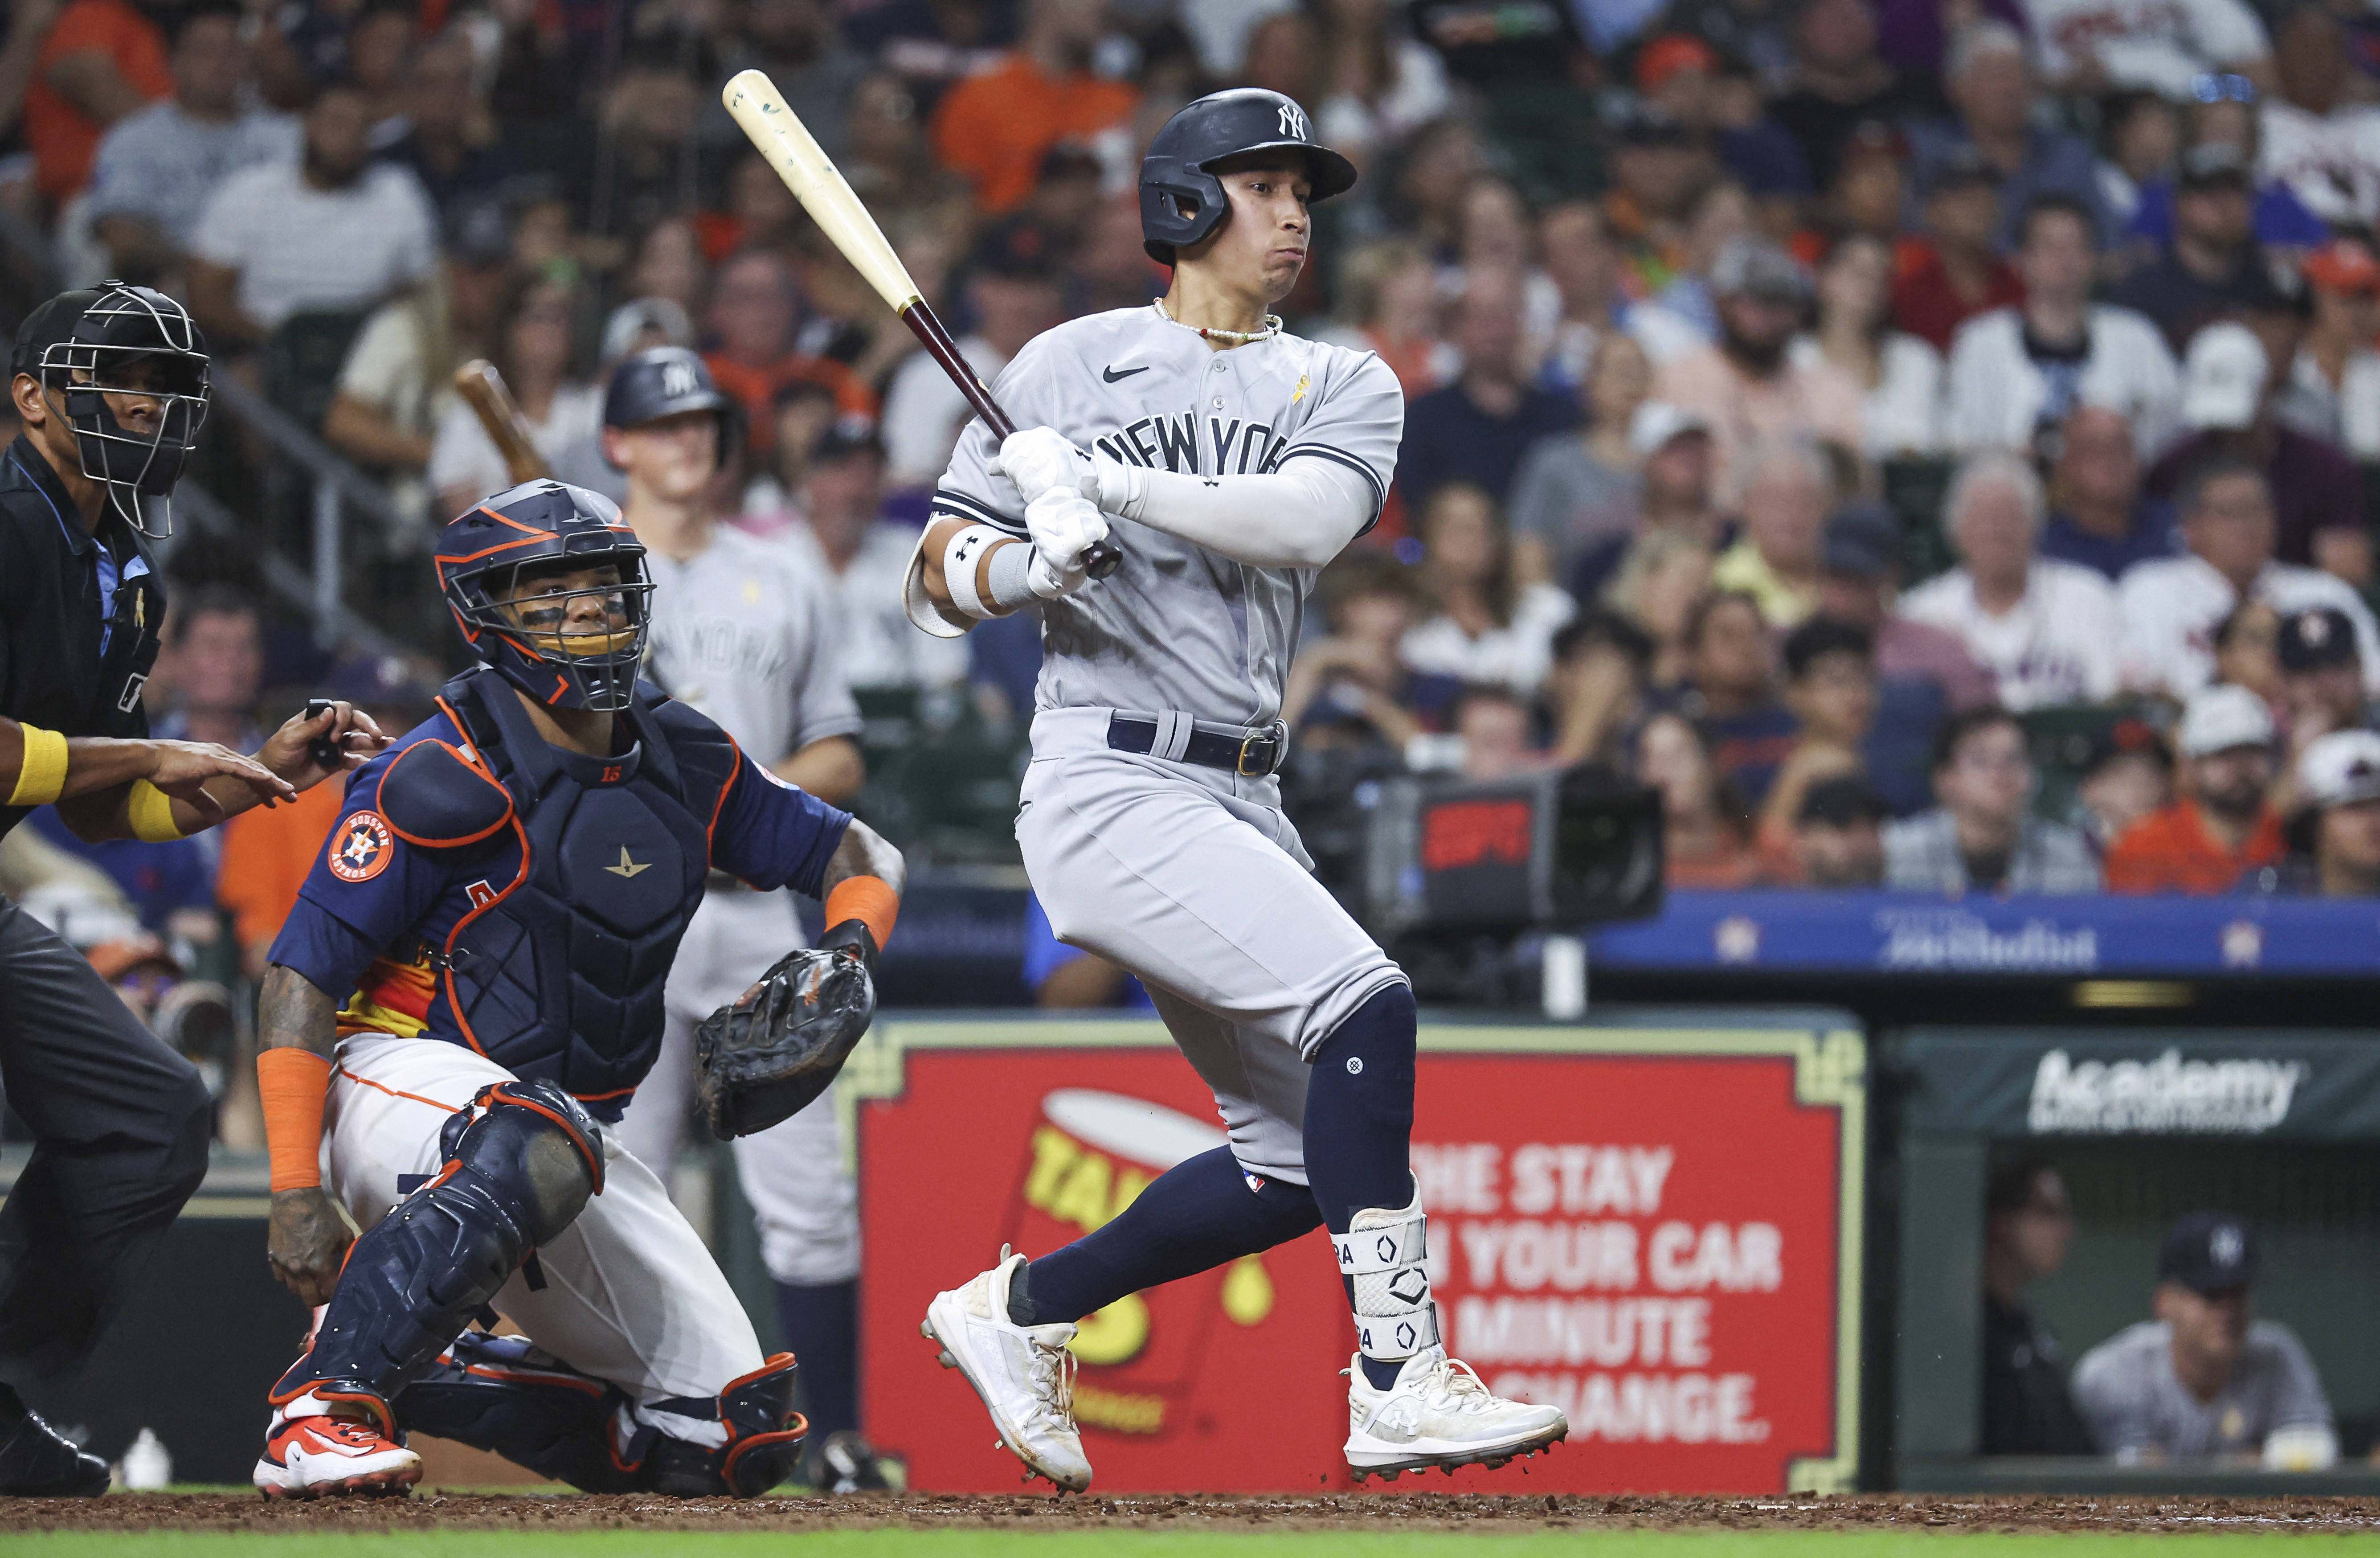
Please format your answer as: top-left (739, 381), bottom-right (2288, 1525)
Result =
top-left (8, 0), bottom-right (2380, 1053)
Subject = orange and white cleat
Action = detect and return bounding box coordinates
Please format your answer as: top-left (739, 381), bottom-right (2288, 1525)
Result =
top-left (253, 1392), bottom-right (422, 1500)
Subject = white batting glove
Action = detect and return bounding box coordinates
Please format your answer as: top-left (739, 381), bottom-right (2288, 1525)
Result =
top-left (1023, 488), bottom-right (1109, 599)
top-left (992, 427), bottom-right (1099, 506)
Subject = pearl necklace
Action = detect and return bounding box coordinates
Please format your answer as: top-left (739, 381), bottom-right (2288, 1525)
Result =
top-left (1153, 298), bottom-right (1281, 345)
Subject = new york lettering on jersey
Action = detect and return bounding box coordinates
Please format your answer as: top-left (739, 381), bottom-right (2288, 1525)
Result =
top-left (929, 306), bottom-right (1402, 726)
top-left (1096, 409), bottom-right (1288, 479)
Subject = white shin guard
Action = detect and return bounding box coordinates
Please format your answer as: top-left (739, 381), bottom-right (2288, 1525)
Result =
top-left (1336, 1183), bottom-right (1438, 1365)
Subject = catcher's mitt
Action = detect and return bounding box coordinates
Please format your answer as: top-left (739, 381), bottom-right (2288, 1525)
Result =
top-left (693, 929), bottom-right (877, 1140)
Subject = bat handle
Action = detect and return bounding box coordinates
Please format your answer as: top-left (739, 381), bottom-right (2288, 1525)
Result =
top-left (302, 697), bottom-right (345, 771)
top-left (900, 306), bottom-right (1124, 580)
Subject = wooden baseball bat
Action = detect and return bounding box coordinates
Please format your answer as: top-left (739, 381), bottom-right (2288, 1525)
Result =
top-left (454, 360), bottom-right (552, 484)
top-left (720, 69), bottom-right (1121, 580)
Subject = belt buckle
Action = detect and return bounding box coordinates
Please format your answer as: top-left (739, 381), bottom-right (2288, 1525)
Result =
top-left (1237, 723), bottom-right (1284, 777)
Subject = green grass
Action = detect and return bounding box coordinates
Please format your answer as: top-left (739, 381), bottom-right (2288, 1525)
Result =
top-left (6, 1534), bottom-right (2380, 1556)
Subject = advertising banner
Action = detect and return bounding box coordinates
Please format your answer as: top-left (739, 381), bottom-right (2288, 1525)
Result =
top-left (1897, 1029), bottom-right (2380, 1140)
top-left (1589, 890), bottom-right (2380, 976)
top-left (852, 1016), bottom-right (1864, 1495)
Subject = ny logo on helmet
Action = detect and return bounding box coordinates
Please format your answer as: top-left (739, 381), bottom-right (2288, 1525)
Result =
top-left (1278, 102), bottom-right (1306, 140)
top-left (662, 359), bottom-right (698, 398)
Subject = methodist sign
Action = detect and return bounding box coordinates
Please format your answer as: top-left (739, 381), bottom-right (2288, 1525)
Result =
top-left (848, 1013), bottom-right (1865, 1495)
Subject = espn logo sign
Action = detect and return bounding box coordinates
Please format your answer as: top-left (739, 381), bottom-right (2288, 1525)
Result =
top-left (1421, 799), bottom-right (1534, 872)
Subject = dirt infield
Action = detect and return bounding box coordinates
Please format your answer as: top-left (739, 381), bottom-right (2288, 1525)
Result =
top-left (3, 1492), bottom-right (2379, 1535)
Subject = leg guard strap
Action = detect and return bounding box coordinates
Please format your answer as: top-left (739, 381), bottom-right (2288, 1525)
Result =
top-left (1345, 1179), bottom-right (1440, 1364)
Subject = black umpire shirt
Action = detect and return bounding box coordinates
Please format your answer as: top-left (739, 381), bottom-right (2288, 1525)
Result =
top-left (0, 434), bottom-right (164, 842)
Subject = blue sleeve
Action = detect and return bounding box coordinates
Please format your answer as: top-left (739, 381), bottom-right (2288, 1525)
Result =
top-left (708, 749), bottom-right (852, 898)
top-left (265, 759), bottom-right (456, 999)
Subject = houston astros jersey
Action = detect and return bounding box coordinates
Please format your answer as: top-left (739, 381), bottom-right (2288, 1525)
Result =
top-left (933, 306), bottom-right (1403, 727)
top-left (267, 673), bottom-right (849, 1109)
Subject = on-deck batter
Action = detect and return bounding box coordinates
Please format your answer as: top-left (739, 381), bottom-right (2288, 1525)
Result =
top-left (596, 348), bottom-right (877, 1480)
top-left (908, 87), bottom-right (1569, 1489)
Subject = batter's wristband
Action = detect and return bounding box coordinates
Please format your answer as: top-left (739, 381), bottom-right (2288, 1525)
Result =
top-left (6, 724), bottom-right (67, 806)
top-left (127, 779), bottom-right (188, 841)
top-left (823, 875), bottom-right (899, 954)
top-left (257, 1048), bottom-right (334, 1192)
top-left (941, 524), bottom-right (1004, 619)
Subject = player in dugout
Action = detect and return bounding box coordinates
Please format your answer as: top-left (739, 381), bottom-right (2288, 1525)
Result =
top-left (0, 283), bottom-right (386, 1494)
top-left (2072, 1213), bottom-right (2337, 1467)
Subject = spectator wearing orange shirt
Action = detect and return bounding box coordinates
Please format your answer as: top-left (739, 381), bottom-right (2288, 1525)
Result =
top-left (2106, 685), bottom-right (2284, 894)
top-left (25, 0), bottom-right (170, 208)
top-left (701, 249), bottom-right (875, 463)
top-left (930, 0), bottom-right (1137, 215)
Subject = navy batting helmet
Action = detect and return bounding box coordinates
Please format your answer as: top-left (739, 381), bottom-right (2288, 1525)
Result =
top-left (436, 479), bottom-right (654, 713)
top-left (1139, 90), bottom-right (1358, 265)
top-left (601, 345), bottom-right (744, 467)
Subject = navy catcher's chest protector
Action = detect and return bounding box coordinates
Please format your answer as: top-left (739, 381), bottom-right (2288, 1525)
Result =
top-left (436, 668), bottom-right (728, 1108)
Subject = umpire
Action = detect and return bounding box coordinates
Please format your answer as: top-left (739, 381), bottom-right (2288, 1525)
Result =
top-left (0, 283), bottom-right (380, 1492)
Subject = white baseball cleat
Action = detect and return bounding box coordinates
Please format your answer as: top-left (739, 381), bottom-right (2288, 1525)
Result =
top-left (1343, 1346), bottom-right (1569, 1481)
top-left (252, 1394), bottom-right (422, 1500)
top-left (920, 1245), bottom-right (1092, 1492)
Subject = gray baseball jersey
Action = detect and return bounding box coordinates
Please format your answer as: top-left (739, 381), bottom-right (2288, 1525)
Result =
top-left (642, 523), bottom-right (862, 763)
top-left (931, 307), bottom-right (1410, 1186)
top-left (2071, 1318), bottom-right (2332, 1459)
top-left (932, 305), bottom-right (1403, 727)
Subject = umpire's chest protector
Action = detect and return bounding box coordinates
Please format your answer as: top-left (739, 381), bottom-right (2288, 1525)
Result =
top-left (432, 669), bottom-right (725, 1106)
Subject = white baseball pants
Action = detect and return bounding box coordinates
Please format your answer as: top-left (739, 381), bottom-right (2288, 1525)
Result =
top-left (324, 1032), bottom-right (761, 1431)
top-left (1017, 706), bottom-right (1410, 1188)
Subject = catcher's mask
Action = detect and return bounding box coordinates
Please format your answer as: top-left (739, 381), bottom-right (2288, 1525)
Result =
top-left (436, 479), bottom-right (654, 713)
top-left (13, 282), bottom-right (211, 540)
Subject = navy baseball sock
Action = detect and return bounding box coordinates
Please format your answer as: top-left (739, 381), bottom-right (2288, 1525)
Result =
top-left (1305, 982), bottom-right (1420, 1389)
top-left (1010, 1145), bottom-right (1321, 1326)
top-left (773, 1279), bottom-right (859, 1449)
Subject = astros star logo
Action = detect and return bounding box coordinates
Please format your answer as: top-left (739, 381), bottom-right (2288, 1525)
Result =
top-left (328, 811), bottom-right (395, 884)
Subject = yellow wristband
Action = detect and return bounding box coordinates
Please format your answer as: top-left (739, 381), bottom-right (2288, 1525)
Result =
top-left (6, 725), bottom-right (67, 807)
top-left (127, 779), bottom-right (187, 842)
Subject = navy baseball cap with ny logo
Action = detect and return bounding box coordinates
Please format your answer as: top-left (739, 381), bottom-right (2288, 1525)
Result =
top-left (2158, 1211), bottom-right (2258, 1295)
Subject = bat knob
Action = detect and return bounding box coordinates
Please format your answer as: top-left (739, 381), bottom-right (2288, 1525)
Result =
top-left (303, 697), bottom-right (345, 771)
top-left (1083, 541), bottom-right (1124, 580)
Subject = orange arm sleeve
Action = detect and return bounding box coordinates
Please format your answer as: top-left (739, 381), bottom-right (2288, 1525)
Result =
top-left (257, 1048), bottom-right (334, 1192)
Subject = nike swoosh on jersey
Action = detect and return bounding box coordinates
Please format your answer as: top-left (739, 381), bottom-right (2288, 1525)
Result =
top-left (1102, 365), bottom-right (1150, 382)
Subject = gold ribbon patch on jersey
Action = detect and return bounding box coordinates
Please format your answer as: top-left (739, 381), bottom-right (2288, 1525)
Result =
top-left (1291, 373), bottom-right (1309, 404)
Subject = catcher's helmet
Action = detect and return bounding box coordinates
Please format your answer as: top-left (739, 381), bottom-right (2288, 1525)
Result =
top-left (12, 281), bottom-right (209, 539)
top-left (1139, 89), bottom-right (1358, 265)
top-left (436, 479), bottom-right (655, 713)
top-left (601, 345), bottom-right (744, 467)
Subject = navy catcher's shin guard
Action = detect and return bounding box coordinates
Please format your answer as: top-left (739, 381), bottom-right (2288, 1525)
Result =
top-left (641, 1353), bottom-right (809, 1496)
top-left (271, 1081), bottom-right (605, 1427)
top-left (397, 1332), bottom-right (650, 1492)
top-left (401, 1340), bottom-right (807, 1496)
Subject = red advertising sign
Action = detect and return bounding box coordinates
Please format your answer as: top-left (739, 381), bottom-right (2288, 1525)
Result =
top-left (854, 1019), bottom-right (1863, 1496)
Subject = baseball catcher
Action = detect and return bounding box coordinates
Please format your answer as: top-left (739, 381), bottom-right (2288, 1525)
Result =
top-left (249, 479), bottom-right (903, 1499)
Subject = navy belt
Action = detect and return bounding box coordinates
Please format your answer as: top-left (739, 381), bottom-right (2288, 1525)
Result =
top-left (1107, 712), bottom-right (1288, 777)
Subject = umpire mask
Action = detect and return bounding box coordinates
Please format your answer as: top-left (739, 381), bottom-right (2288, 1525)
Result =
top-left (17, 283), bottom-right (211, 540)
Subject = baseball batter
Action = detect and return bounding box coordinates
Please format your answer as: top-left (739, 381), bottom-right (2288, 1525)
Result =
top-left (909, 89), bottom-right (1569, 1488)
top-left (249, 479), bottom-right (903, 1499)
